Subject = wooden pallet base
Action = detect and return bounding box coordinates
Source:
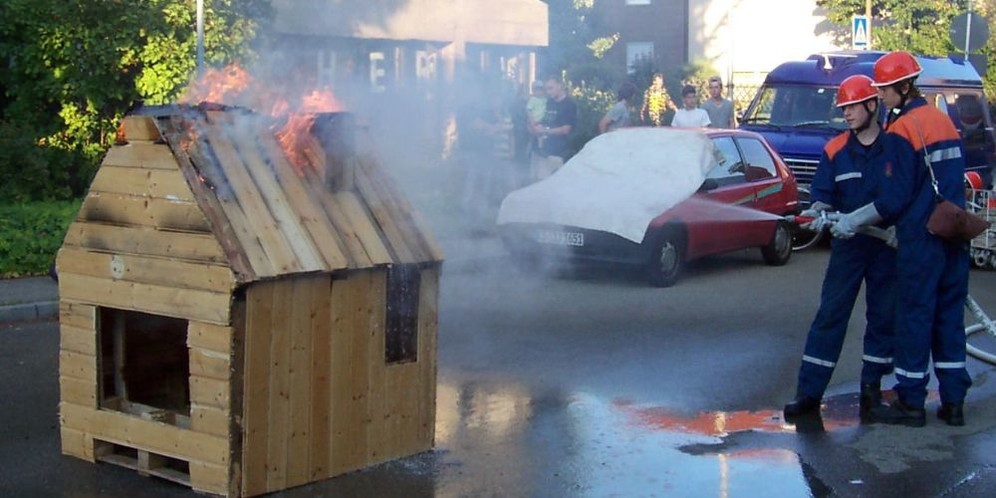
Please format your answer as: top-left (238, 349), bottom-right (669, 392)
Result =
top-left (95, 440), bottom-right (198, 491)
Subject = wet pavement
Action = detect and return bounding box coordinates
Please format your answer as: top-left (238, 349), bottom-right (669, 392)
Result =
top-left (3, 247), bottom-right (996, 497)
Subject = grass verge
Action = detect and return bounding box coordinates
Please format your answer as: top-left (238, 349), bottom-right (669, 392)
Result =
top-left (0, 199), bottom-right (81, 278)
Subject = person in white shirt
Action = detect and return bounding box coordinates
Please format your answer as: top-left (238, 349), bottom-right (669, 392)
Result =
top-left (670, 85), bottom-right (711, 128)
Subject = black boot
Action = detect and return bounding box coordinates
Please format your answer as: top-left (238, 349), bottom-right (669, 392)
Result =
top-left (937, 403), bottom-right (965, 426)
top-left (868, 399), bottom-right (926, 427)
top-left (859, 383), bottom-right (883, 422)
top-left (784, 396), bottom-right (821, 418)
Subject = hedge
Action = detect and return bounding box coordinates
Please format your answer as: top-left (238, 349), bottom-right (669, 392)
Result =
top-left (0, 199), bottom-right (81, 278)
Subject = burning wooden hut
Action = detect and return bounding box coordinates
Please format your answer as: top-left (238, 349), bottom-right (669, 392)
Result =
top-left (56, 106), bottom-right (443, 496)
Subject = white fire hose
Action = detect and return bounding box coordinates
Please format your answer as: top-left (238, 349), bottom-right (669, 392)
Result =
top-left (785, 211), bottom-right (996, 365)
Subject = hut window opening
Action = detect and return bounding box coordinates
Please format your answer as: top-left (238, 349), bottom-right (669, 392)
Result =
top-left (98, 308), bottom-right (191, 427)
top-left (386, 265), bottom-right (420, 364)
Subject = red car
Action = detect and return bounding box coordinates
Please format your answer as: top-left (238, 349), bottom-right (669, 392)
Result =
top-left (498, 128), bottom-right (799, 286)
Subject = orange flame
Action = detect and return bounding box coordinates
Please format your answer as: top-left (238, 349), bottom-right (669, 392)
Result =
top-left (272, 88), bottom-right (343, 175)
top-left (179, 65), bottom-right (346, 175)
top-left (299, 88), bottom-right (342, 113)
top-left (274, 113), bottom-right (320, 174)
top-left (180, 65), bottom-right (253, 105)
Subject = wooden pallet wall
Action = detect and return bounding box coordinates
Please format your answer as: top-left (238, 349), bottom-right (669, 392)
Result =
top-left (58, 299), bottom-right (235, 495)
top-left (240, 267), bottom-right (439, 497)
top-left (58, 123), bottom-right (237, 325)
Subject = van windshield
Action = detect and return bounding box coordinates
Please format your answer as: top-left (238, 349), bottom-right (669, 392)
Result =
top-left (742, 85), bottom-right (848, 130)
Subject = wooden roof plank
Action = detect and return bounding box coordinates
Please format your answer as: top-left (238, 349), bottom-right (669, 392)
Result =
top-left (357, 158), bottom-right (443, 262)
top-left (331, 192), bottom-right (395, 266)
top-left (255, 134), bottom-right (352, 272)
top-left (226, 123), bottom-right (327, 273)
top-left (235, 125), bottom-right (332, 271)
top-left (352, 166), bottom-right (419, 264)
top-left (183, 135), bottom-right (277, 279)
top-left (157, 116), bottom-right (258, 281)
top-left (205, 112), bottom-right (302, 275)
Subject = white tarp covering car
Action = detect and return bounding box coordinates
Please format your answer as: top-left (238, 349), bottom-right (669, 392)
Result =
top-left (497, 128), bottom-right (720, 243)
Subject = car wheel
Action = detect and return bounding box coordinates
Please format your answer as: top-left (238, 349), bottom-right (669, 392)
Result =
top-left (762, 221), bottom-right (792, 266)
top-left (646, 227), bottom-right (684, 287)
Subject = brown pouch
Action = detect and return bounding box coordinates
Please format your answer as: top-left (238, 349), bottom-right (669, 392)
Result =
top-left (926, 199), bottom-right (991, 242)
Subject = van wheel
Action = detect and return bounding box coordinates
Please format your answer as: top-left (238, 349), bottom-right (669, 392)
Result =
top-left (762, 221), bottom-right (792, 266)
top-left (646, 227), bottom-right (684, 287)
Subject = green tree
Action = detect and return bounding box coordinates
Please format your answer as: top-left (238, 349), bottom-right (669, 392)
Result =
top-left (0, 0), bottom-right (270, 201)
top-left (817, 1), bottom-right (996, 99)
top-left (817, 0), bottom-right (965, 55)
top-left (542, 0), bottom-right (620, 85)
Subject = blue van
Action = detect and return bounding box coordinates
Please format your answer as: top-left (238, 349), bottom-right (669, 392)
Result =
top-left (740, 50), bottom-right (995, 198)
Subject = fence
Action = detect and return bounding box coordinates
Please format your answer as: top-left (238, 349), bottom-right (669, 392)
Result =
top-left (730, 83), bottom-right (761, 119)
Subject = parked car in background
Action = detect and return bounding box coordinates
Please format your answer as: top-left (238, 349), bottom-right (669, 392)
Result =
top-left (497, 128), bottom-right (799, 287)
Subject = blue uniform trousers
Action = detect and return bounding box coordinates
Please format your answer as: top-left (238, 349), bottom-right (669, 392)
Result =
top-left (892, 236), bottom-right (972, 408)
top-left (796, 235), bottom-right (896, 399)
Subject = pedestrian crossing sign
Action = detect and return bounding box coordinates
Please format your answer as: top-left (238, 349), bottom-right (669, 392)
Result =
top-left (852, 16), bottom-right (869, 50)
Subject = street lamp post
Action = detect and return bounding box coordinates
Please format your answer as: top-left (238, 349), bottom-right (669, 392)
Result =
top-left (196, 0), bottom-right (205, 74)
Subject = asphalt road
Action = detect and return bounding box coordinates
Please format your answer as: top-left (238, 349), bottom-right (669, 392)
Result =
top-left (3, 246), bottom-right (996, 497)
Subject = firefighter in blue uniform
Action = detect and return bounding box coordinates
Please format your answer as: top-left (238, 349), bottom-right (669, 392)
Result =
top-left (831, 51), bottom-right (972, 427)
top-left (783, 75), bottom-right (895, 421)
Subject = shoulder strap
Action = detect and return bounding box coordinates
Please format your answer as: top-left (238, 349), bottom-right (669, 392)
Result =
top-left (906, 113), bottom-right (943, 199)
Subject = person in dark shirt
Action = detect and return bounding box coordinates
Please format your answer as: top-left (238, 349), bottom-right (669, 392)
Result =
top-left (530, 76), bottom-right (577, 180)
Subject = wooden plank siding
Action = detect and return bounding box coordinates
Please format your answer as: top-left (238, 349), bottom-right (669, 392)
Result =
top-left (417, 267), bottom-right (440, 448)
top-left (241, 281), bottom-right (276, 496)
top-left (240, 269), bottom-right (434, 495)
top-left (60, 403), bottom-right (229, 467)
top-left (102, 142), bottom-right (182, 170)
top-left (264, 278), bottom-right (293, 491)
top-left (78, 192), bottom-right (212, 233)
top-left (58, 272), bottom-right (232, 325)
top-left (57, 247), bottom-right (235, 295)
top-left (62, 222), bottom-right (228, 265)
top-left (89, 166), bottom-right (195, 201)
top-left (120, 115), bottom-right (163, 142)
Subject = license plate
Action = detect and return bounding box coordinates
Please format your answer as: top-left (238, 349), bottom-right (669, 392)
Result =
top-left (535, 230), bottom-right (584, 246)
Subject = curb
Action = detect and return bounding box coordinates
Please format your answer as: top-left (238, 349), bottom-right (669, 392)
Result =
top-left (0, 301), bottom-right (59, 324)
top-left (0, 254), bottom-right (505, 325)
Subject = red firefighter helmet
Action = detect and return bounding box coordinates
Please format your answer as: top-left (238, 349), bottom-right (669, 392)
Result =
top-left (965, 171), bottom-right (984, 190)
top-left (872, 51), bottom-right (922, 87)
top-left (836, 75), bottom-right (878, 107)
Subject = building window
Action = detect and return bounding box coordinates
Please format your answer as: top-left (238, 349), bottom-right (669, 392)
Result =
top-left (385, 265), bottom-right (421, 364)
top-left (626, 0), bottom-right (652, 4)
top-left (317, 49), bottom-right (338, 87)
top-left (98, 307), bottom-right (190, 427)
top-left (416, 50), bottom-right (437, 83)
top-left (626, 42), bottom-right (654, 73)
